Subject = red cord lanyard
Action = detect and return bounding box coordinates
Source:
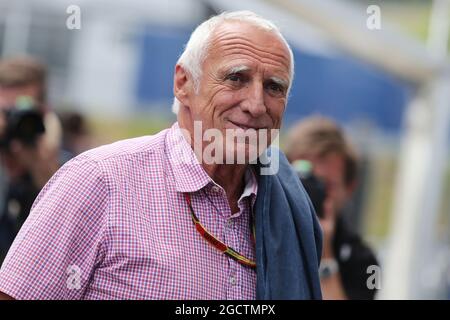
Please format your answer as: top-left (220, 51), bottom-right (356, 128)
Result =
top-left (185, 193), bottom-right (256, 269)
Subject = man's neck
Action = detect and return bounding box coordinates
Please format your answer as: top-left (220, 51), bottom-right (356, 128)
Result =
top-left (203, 162), bottom-right (246, 199)
top-left (178, 119), bottom-right (247, 213)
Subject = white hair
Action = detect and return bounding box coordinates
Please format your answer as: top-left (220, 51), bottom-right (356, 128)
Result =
top-left (172, 10), bottom-right (295, 114)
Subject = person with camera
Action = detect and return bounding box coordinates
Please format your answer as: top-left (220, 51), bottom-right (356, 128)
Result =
top-left (0, 57), bottom-right (61, 263)
top-left (285, 116), bottom-right (379, 300)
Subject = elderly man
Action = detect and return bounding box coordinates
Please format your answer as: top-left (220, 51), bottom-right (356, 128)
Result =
top-left (0, 11), bottom-right (322, 300)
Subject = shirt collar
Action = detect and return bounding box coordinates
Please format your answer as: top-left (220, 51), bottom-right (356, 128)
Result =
top-left (166, 122), bottom-right (211, 193)
top-left (239, 166), bottom-right (258, 203)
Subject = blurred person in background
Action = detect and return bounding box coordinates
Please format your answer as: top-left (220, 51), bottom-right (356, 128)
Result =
top-left (0, 57), bottom-right (61, 263)
top-left (285, 116), bottom-right (378, 300)
top-left (58, 111), bottom-right (93, 160)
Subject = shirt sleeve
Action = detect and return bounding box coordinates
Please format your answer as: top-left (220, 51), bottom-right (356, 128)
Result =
top-left (0, 157), bottom-right (109, 300)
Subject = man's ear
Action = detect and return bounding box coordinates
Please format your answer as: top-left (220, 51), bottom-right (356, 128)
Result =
top-left (173, 64), bottom-right (192, 107)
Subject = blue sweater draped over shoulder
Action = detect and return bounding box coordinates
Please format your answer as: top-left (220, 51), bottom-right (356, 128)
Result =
top-left (254, 148), bottom-right (323, 300)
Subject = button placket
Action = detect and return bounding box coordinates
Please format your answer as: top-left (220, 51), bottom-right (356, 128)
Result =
top-left (230, 275), bottom-right (237, 286)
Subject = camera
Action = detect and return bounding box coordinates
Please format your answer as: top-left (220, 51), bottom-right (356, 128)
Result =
top-left (293, 160), bottom-right (327, 219)
top-left (0, 100), bottom-right (45, 150)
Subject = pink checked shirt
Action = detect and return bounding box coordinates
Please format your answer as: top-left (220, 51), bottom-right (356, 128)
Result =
top-left (0, 122), bottom-right (258, 299)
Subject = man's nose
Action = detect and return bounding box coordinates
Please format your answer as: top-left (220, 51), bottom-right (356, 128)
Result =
top-left (241, 81), bottom-right (266, 117)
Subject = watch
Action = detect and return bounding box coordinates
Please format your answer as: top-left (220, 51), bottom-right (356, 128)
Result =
top-left (319, 258), bottom-right (339, 279)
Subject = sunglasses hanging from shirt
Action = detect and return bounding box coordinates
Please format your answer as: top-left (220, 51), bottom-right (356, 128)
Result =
top-left (185, 193), bottom-right (256, 269)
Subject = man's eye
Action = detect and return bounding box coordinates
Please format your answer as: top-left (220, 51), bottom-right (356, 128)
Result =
top-left (266, 82), bottom-right (284, 95)
top-left (226, 73), bottom-right (244, 83)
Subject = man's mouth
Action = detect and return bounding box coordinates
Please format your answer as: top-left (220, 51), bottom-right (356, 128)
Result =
top-left (228, 120), bottom-right (265, 131)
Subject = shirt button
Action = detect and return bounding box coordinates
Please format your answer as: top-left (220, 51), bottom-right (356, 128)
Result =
top-left (227, 219), bottom-right (234, 229)
top-left (230, 276), bottom-right (237, 286)
top-left (211, 185), bottom-right (221, 193)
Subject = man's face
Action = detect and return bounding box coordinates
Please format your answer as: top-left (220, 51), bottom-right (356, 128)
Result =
top-left (177, 21), bottom-right (291, 163)
top-left (310, 152), bottom-right (353, 213)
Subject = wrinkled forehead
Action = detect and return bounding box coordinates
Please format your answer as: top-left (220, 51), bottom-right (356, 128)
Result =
top-left (205, 21), bottom-right (292, 77)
